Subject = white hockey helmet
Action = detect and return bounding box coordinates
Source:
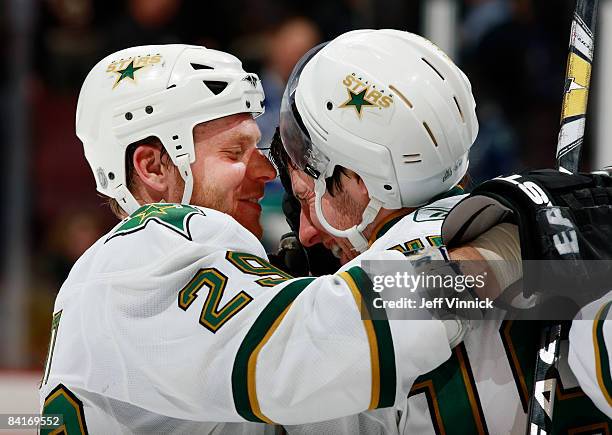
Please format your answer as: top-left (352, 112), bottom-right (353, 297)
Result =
top-left (280, 29), bottom-right (478, 251)
top-left (76, 44), bottom-right (265, 214)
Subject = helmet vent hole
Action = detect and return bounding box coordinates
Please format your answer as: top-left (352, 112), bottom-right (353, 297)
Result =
top-left (176, 145), bottom-right (183, 150)
top-left (172, 135), bottom-right (179, 140)
top-left (191, 63), bottom-right (213, 70)
top-left (384, 184), bottom-right (392, 190)
top-left (246, 100), bottom-right (251, 108)
top-left (145, 106), bottom-right (153, 114)
top-left (421, 58), bottom-right (445, 81)
top-left (125, 112), bottom-right (133, 120)
top-left (326, 101), bottom-right (333, 110)
top-left (403, 153), bottom-right (422, 163)
top-left (203, 81), bottom-right (228, 95)
top-left (388, 85), bottom-right (412, 108)
top-left (108, 172), bottom-right (115, 180)
top-left (422, 122), bottom-right (438, 147)
top-left (167, 84), bottom-right (176, 89)
top-left (453, 96), bottom-right (464, 122)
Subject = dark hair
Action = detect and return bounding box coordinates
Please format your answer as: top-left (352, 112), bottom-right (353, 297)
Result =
top-left (268, 127), bottom-right (348, 197)
top-left (107, 136), bottom-right (169, 218)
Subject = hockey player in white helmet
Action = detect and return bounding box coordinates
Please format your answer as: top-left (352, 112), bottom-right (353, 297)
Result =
top-left (278, 30), bottom-right (478, 259)
top-left (39, 44), bottom-right (465, 435)
top-left (272, 29), bottom-right (610, 433)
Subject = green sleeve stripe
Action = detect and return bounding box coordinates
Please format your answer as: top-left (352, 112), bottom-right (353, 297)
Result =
top-left (594, 300), bottom-right (612, 407)
top-left (232, 277), bottom-right (315, 423)
top-left (344, 266), bottom-right (397, 408)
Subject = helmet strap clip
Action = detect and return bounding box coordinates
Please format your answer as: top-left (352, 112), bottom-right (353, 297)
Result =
top-left (313, 177), bottom-right (383, 253)
top-left (176, 154), bottom-right (194, 205)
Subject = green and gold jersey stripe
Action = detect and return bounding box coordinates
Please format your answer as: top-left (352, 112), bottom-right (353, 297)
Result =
top-left (456, 344), bottom-right (488, 435)
top-left (339, 266), bottom-right (396, 408)
top-left (593, 300), bottom-right (612, 407)
top-left (42, 384), bottom-right (89, 435)
top-left (232, 277), bottom-right (315, 423)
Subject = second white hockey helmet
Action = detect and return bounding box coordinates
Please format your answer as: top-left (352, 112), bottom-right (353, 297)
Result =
top-left (280, 29), bottom-right (478, 251)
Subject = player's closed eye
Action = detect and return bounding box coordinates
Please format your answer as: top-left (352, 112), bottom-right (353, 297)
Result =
top-left (223, 149), bottom-right (243, 160)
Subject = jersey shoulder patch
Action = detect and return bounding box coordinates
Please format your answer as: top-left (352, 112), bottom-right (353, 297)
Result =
top-left (412, 195), bottom-right (466, 222)
top-left (106, 203), bottom-right (206, 242)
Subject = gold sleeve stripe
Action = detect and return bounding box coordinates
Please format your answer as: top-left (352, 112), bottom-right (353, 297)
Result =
top-left (341, 266), bottom-right (397, 407)
top-left (232, 277), bottom-right (315, 423)
top-left (246, 303), bottom-right (293, 424)
top-left (593, 300), bottom-right (612, 407)
top-left (339, 270), bottom-right (381, 409)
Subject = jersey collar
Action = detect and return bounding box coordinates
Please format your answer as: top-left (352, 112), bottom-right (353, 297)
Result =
top-left (367, 185), bottom-right (465, 245)
top-left (367, 209), bottom-right (412, 246)
top-left (427, 185), bottom-right (465, 204)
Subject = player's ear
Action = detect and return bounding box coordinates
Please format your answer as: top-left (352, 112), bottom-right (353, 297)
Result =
top-left (133, 144), bottom-right (171, 194)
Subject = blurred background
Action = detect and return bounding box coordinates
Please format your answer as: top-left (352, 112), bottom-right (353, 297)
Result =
top-left (1, 0), bottom-right (612, 414)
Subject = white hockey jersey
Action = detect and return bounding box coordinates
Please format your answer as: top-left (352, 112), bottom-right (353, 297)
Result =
top-left (569, 292), bottom-right (612, 419)
top-left (330, 193), bottom-right (611, 434)
top-left (283, 194), bottom-right (464, 435)
top-left (39, 203), bottom-right (452, 434)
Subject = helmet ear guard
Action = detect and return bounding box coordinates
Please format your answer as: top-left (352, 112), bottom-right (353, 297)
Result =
top-left (77, 44), bottom-right (265, 215)
top-left (280, 29), bottom-right (479, 252)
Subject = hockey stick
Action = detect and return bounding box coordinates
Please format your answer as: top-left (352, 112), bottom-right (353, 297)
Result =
top-left (526, 1), bottom-right (599, 434)
top-left (556, 0), bottom-right (599, 173)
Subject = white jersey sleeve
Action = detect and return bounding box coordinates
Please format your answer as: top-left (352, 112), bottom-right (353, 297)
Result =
top-left (569, 292), bottom-right (612, 418)
top-left (40, 203), bottom-right (451, 431)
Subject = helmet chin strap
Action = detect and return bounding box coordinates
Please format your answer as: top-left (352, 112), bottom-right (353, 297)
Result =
top-left (176, 154), bottom-right (194, 205)
top-left (313, 177), bottom-right (383, 253)
top-left (115, 184), bottom-right (142, 216)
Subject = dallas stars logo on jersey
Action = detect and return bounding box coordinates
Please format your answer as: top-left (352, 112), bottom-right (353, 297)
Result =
top-left (106, 54), bottom-right (162, 89)
top-left (106, 203), bottom-right (205, 242)
top-left (338, 73), bottom-right (394, 117)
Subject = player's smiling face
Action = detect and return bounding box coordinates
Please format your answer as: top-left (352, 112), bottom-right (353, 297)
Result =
top-left (187, 114), bottom-right (276, 238)
top-left (289, 167), bottom-right (368, 264)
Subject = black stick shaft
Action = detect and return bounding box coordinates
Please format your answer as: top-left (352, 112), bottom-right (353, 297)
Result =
top-left (528, 1), bottom-right (599, 434)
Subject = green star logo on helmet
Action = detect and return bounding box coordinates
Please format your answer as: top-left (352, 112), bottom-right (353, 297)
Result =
top-left (339, 88), bottom-right (374, 116)
top-left (338, 73), bottom-right (393, 118)
top-left (112, 60), bottom-right (145, 89)
top-left (106, 54), bottom-right (162, 90)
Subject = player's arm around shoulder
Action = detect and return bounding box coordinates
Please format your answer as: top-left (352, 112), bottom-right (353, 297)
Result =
top-left (44, 204), bottom-right (452, 426)
top-left (569, 292), bottom-right (612, 418)
top-left (228, 247), bottom-right (452, 425)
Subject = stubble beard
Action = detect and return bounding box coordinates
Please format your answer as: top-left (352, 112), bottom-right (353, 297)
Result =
top-left (328, 190), bottom-right (369, 261)
top-left (191, 178), bottom-right (232, 214)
